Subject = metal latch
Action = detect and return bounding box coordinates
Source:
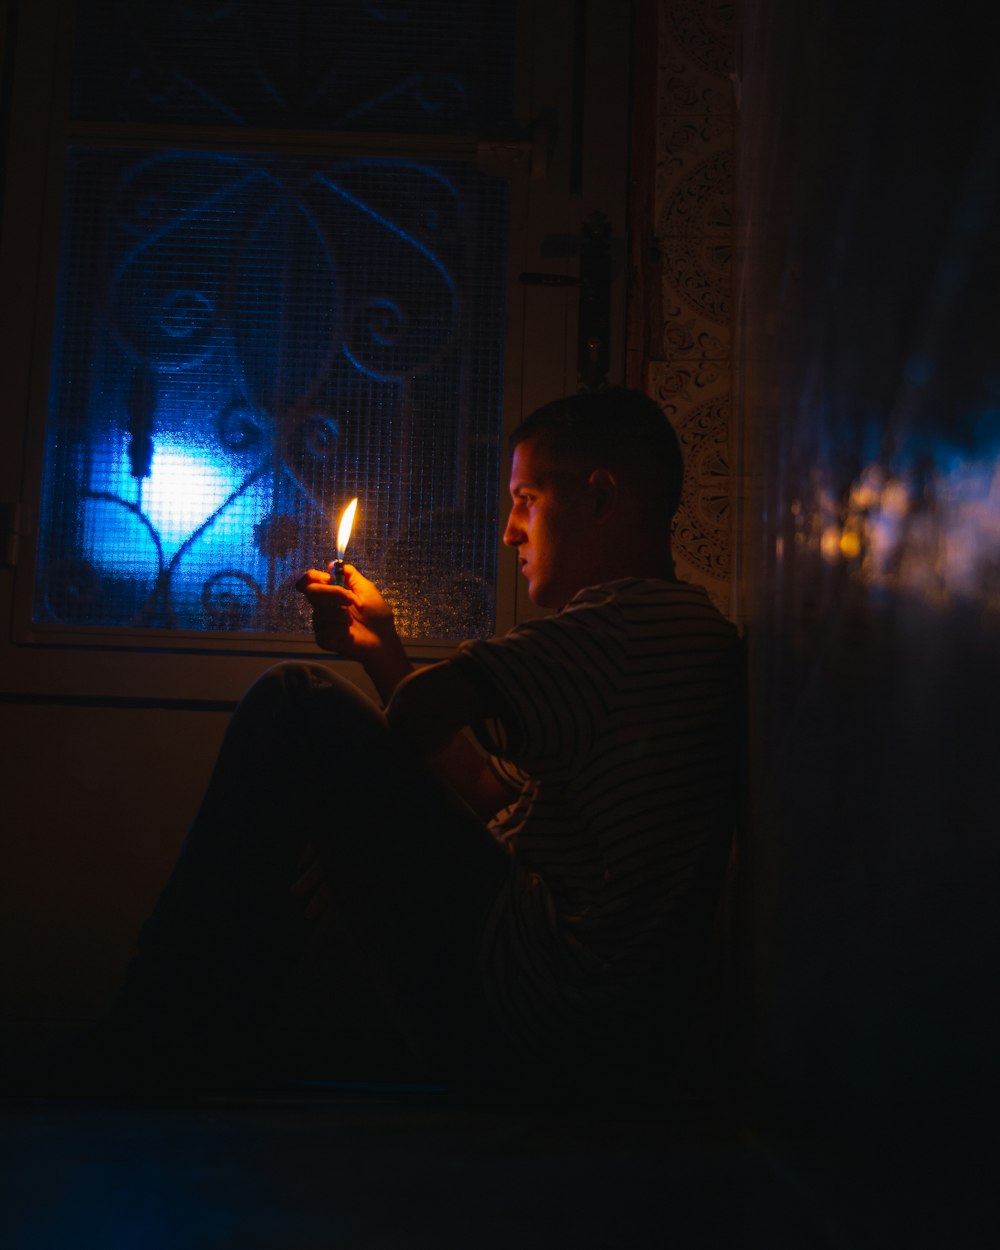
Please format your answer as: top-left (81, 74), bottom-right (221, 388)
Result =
top-left (1, 501), bottom-right (28, 569)
top-left (519, 210), bottom-right (612, 390)
top-left (477, 124), bottom-right (551, 181)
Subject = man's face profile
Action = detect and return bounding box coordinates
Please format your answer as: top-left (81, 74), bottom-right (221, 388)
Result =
top-left (503, 436), bottom-right (599, 610)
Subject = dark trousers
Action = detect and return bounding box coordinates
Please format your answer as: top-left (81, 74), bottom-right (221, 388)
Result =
top-left (112, 662), bottom-right (512, 1087)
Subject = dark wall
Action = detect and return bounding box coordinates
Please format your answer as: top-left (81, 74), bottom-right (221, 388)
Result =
top-left (0, 699), bottom-right (230, 1066)
top-left (738, 0), bottom-right (1000, 1132)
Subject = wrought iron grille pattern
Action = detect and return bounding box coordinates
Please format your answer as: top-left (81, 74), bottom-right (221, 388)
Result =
top-left (37, 150), bottom-right (508, 638)
top-left (35, 1), bottom-right (514, 640)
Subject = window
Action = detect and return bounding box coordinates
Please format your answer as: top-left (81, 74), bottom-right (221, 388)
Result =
top-left (40, 146), bottom-right (508, 641)
top-left (1, 0), bottom-right (631, 699)
top-left (37, 0), bottom-right (515, 643)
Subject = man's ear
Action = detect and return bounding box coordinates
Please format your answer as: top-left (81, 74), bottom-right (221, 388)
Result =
top-left (588, 468), bottom-right (618, 521)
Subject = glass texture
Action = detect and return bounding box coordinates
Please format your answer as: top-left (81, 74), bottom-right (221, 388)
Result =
top-left (36, 149), bottom-right (508, 639)
top-left (71, 0), bottom-right (515, 136)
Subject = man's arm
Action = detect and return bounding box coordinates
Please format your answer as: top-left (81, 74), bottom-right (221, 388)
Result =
top-left (387, 662), bottom-right (517, 820)
top-left (296, 564), bottom-right (515, 819)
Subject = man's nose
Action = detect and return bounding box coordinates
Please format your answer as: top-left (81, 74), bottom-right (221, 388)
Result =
top-left (502, 512), bottom-right (521, 547)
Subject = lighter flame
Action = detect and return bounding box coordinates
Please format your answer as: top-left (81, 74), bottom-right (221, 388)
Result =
top-left (335, 497), bottom-right (359, 560)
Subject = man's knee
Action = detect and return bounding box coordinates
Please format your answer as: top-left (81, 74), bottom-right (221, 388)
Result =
top-left (236, 661), bottom-right (386, 743)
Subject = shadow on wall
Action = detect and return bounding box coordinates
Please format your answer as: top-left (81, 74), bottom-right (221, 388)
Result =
top-left (738, 0), bottom-right (1000, 1132)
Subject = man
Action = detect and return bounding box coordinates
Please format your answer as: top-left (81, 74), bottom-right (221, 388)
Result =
top-left (103, 388), bottom-right (741, 1097)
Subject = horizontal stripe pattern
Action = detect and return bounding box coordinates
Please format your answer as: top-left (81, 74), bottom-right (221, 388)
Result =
top-left (455, 578), bottom-right (741, 1065)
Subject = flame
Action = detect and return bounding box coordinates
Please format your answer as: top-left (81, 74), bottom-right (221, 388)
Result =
top-left (335, 497), bottom-right (358, 560)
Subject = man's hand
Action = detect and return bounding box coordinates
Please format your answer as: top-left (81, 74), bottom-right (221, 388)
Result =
top-left (296, 563), bottom-right (393, 656)
top-left (297, 568), bottom-right (514, 819)
top-left (295, 563), bottom-right (412, 701)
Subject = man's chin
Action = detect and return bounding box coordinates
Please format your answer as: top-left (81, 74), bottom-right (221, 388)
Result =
top-left (526, 582), bottom-right (547, 608)
top-left (527, 582), bottom-right (567, 611)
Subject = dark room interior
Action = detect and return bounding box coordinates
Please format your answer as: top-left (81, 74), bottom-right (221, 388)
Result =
top-left (2, 1), bottom-right (998, 1246)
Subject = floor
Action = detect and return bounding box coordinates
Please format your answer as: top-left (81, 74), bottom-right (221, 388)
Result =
top-left (0, 1084), bottom-right (994, 1249)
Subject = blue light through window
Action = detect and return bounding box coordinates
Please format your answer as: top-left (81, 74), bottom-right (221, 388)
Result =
top-left (35, 0), bottom-right (514, 642)
top-left (35, 149), bottom-right (508, 638)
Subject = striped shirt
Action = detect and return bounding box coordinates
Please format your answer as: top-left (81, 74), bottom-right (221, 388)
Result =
top-left (454, 577), bottom-right (741, 1072)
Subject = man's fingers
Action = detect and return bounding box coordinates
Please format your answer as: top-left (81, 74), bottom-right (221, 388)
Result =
top-left (295, 571), bottom-right (361, 607)
top-left (294, 568), bottom-right (330, 592)
top-left (305, 585), bottom-right (358, 606)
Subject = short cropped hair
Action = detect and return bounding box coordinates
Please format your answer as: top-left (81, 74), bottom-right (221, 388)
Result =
top-left (510, 388), bottom-right (684, 523)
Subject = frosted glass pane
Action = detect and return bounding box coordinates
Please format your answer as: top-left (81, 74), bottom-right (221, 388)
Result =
top-left (71, 0), bottom-right (514, 136)
top-left (36, 149), bottom-right (508, 639)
